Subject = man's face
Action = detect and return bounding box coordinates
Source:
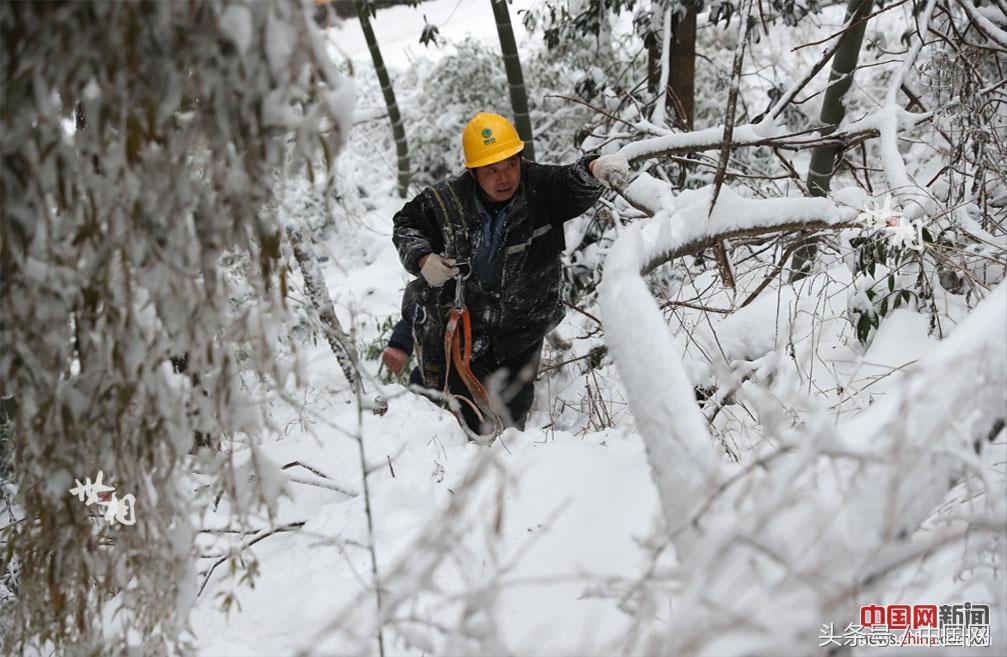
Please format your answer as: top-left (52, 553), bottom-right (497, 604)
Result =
top-left (472, 154), bottom-right (521, 202)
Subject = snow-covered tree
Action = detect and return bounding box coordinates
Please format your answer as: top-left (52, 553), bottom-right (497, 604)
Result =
top-left (0, 1), bottom-right (352, 654)
top-left (589, 0), bottom-right (1007, 651)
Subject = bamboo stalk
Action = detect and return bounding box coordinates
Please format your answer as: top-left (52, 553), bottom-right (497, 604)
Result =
top-left (490, 0), bottom-right (535, 161)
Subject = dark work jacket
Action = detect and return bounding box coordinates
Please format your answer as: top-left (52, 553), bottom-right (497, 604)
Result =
top-left (392, 157), bottom-right (603, 385)
top-left (387, 318), bottom-right (414, 356)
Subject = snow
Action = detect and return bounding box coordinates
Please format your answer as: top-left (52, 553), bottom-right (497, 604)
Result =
top-left (193, 401), bottom-right (666, 655)
top-left (265, 14), bottom-right (296, 76)
top-left (20, 1), bottom-right (994, 655)
top-left (219, 5), bottom-right (253, 56)
top-left (847, 307), bottom-right (931, 402)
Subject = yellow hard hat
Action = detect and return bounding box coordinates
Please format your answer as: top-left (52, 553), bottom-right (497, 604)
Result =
top-left (462, 112), bottom-right (524, 169)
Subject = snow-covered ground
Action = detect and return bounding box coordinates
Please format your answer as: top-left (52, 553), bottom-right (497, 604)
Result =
top-left (192, 152), bottom-right (666, 657)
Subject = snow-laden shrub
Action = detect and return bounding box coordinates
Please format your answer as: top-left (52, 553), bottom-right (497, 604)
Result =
top-left (395, 39), bottom-right (507, 185)
top-left (397, 34), bottom-right (619, 186)
top-left (0, 2), bottom-right (351, 655)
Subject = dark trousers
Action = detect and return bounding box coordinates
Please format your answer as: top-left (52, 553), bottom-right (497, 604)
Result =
top-left (445, 338), bottom-right (543, 434)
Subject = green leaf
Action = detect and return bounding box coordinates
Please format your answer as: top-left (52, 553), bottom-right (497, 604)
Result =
top-left (320, 135), bottom-right (332, 172)
top-left (857, 314), bottom-right (872, 344)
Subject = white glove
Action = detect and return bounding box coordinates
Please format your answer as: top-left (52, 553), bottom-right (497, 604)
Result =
top-left (419, 253), bottom-right (458, 288)
top-left (590, 154), bottom-right (630, 189)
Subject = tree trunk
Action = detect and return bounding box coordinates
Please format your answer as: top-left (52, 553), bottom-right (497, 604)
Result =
top-left (354, 0), bottom-right (411, 197)
top-left (490, 0), bottom-right (535, 161)
top-left (647, 4), bottom-right (697, 129)
top-left (669, 6), bottom-right (697, 129)
top-left (790, 0), bottom-right (874, 280)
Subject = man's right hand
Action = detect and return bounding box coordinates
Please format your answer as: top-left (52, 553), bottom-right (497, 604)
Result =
top-left (381, 346), bottom-right (409, 376)
top-left (419, 253), bottom-right (458, 288)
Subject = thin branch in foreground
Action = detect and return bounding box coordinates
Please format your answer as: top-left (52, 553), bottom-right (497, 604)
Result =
top-left (282, 460), bottom-right (337, 481)
top-left (196, 521), bottom-right (307, 597)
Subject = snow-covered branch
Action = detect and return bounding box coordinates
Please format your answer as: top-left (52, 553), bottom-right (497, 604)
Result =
top-left (959, 0), bottom-right (1007, 48)
top-left (619, 177), bottom-right (861, 274)
top-left (600, 227), bottom-right (722, 535)
top-left (602, 180), bottom-right (1006, 647)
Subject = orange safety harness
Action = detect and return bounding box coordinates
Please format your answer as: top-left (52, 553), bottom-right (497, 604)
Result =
top-left (422, 186), bottom-right (503, 437)
top-left (442, 264), bottom-right (502, 436)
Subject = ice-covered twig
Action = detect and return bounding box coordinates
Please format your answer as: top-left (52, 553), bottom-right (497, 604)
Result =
top-left (616, 121), bottom-right (794, 163)
top-left (299, 449), bottom-right (503, 656)
top-left (708, 0), bottom-right (755, 288)
top-left (286, 474), bottom-right (357, 497)
top-left (281, 459), bottom-right (337, 481)
top-left (710, 0), bottom-right (754, 216)
top-left (614, 83), bottom-right (969, 168)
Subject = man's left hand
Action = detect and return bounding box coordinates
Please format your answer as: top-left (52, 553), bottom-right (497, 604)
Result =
top-left (590, 154), bottom-right (630, 189)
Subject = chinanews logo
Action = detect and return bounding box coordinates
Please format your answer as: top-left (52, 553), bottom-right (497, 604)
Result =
top-left (819, 603), bottom-right (992, 648)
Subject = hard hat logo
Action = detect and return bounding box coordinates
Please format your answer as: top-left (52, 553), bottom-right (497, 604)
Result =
top-left (463, 112), bottom-right (524, 169)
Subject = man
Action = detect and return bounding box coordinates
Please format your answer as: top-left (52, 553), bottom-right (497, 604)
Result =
top-left (392, 111), bottom-right (628, 434)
